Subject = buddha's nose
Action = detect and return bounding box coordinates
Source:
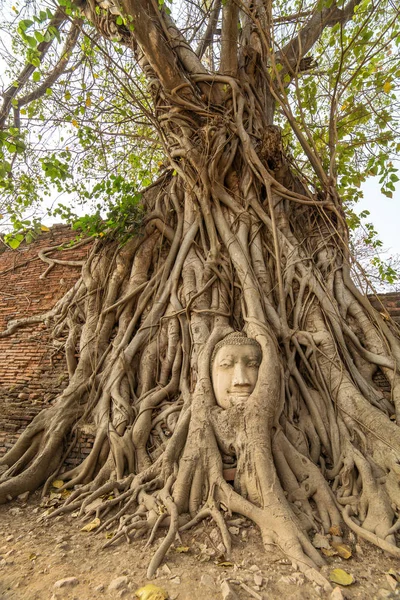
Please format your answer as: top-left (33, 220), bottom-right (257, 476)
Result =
top-left (232, 362), bottom-right (250, 386)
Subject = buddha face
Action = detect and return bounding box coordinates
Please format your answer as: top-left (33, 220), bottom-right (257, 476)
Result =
top-left (212, 344), bottom-right (261, 410)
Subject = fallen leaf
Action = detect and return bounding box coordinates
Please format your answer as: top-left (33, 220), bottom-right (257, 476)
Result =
top-left (135, 584), bottom-right (169, 599)
top-left (329, 525), bottom-right (343, 537)
top-left (175, 546), bottom-right (189, 553)
top-left (321, 547), bottom-right (338, 557)
top-left (49, 492), bottom-right (62, 501)
top-left (29, 553), bottom-right (37, 560)
top-left (215, 561), bottom-right (234, 567)
top-left (387, 569), bottom-right (400, 583)
top-left (332, 543), bottom-right (352, 559)
top-left (80, 517), bottom-right (101, 532)
top-left (105, 532), bottom-right (114, 539)
top-left (329, 569), bottom-right (354, 586)
top-left (51, 480), bottom-right (64, 489)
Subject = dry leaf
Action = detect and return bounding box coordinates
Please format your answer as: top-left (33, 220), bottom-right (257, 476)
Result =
top-left (135, 584), bottom-right (169, 600)
top-left (175, 546), bottom-right (190, 553)
top-left (329, 569), bottom-right (354, 586)
top-left (29, 553), bottom-right (37, 560)
top-left (49, 492), bottom-right (62, 501)
top-left (387, 569), bottom-right (400, 583)
top-left (329, 525), bottom-right (343, 537)
top-left (80, 517), bottom-right (100, 532)
top-left (321, 547), bottom-right (338, 557)
top-left (216, 561), bottom-right (234, 567)
top-left (51, 480), bottom-right (64, 489)
top-left (105, 532), bottom-right (114, 539)
top-left (332, 543), bottom-right (352, 559)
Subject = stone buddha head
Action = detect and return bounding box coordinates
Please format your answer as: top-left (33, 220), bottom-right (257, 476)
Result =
top-left (211, 332), bottom-right (262, 409)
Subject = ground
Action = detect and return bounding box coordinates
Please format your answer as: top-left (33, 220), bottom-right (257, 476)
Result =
top-left (0, 493), bottom-right (399, 600)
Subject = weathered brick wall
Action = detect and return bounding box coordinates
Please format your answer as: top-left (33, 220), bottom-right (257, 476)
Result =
top-left (0, 225), bottom-right (94, 464)
top-left (369, 293), bottom-right (400, 325)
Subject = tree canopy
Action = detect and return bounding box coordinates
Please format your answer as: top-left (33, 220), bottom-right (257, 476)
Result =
top-left (0, 0), bottom-right (399, 247)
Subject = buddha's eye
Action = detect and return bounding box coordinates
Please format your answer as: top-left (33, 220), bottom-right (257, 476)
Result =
top-left (219, 361), bottom-right (233, 368)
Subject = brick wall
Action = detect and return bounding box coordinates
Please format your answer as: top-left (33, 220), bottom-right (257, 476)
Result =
top-left (0, 225), bottom-right (94, 466)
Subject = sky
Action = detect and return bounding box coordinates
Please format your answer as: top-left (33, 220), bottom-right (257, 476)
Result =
top-left (359, 176), bottom-right (400, 256)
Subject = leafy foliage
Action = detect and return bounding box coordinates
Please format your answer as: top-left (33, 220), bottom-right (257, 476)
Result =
top-left (0, 0), bottom-right (399, 287)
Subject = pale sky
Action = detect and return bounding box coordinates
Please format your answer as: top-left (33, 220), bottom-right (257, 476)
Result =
top-left (359, 176), bottom-right (400, 256)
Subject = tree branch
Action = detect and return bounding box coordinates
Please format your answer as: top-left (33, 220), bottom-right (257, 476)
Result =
top-left (220, 0), bottom-right (239, 76)
top-left (196, 0), bottom-right (222, 60)
top-left (0, 7), bottom-right (66, 130)
top-left (119, 0), bottom-right (186, 91)
top-left (278, 0), bottom-right (362, 73)
top-left (15, 19), bottom-right (82, 115)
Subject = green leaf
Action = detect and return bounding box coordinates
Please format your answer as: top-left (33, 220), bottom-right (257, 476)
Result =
top-left (8, 238), bottom-right (22, 249)
top-left (32, 71), bottom-right (41, 82)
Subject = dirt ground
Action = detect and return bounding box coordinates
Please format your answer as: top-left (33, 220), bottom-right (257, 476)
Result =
top-left (0, 491), bottom-right (399, 600)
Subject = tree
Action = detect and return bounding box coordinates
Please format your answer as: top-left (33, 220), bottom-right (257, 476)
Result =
top-left (350, 225), bottom-right (400, 293)
top-left (1, 0), bottom-right (400, 589)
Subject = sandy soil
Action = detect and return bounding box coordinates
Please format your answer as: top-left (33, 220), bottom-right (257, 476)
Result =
top-left (0, 491), bottom-right (399, 600)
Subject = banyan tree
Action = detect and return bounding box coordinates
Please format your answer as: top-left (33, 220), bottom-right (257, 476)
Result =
top-left (1, 0), bottom-right (400, 589)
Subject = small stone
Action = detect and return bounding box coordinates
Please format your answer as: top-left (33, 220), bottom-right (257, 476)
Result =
top-left (312, 533), bottom-right (330, 550)
top-left (170, 577), bottom-right (181, 585)
top-left (6, 535), bottom-right (14, 542)
top-left (330, 587), bottom-right (345, 600)
top-left (228, 527), bottom-right (239, 536)
top-left (254, 574), bottom-right (263, 587)
top-left (201, 574), bottom-right (214, 587)
top-left (159, 564), bottom-right (171, 576)
top-left (249, 565), bottom-right (260, 572)
top-left (54, 577), bottom-right (79, 588)
top-left (221, 580), bottom-right (239, 600)
top-left (217, 543), bottom-right (226, 554)
top-left (386, 573), bottom-right (398, 592)
top-left (118, 590), bottom-right (129, 598)
top-left (241, 530), bottom-right (248, 540)
top-left (17, 491), bottom-right (30, 502)
top-left (355, 543), bottom-right (363, 555)
top-left (94, 584), bottom-right (105, 592)
top-left (108, 576), bottom-right (129, 591)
